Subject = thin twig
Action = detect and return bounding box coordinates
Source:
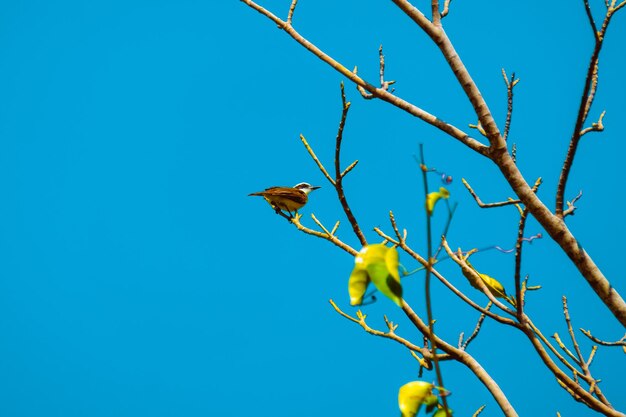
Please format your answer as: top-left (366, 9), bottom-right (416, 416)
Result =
top-left (563, 297), bottom-right (585, 366)
top-left (291, 213), bottom-right (357, 256)
top-left (432, 0), bottom-right (441, 26)
top-left (584, 0), bottom-right (599, 39)
top-left (580, 110), bottom-right (606, 137)
top-left (556, 3), bottom-right (617, 217)
top-left (462, 177), bottom-right (542, 208)
top-left (300, 134), bottom-right (335, 185)
top-left (580, 329), bottom-right (626, 347)
top-left (561, 297), bottom-right (611, 405)
top-left (334, 83), bottom-right (368, 246)
top-left (441, 0), bottom-right (452, 18)
top-left (473, 405), bottom-right (486, 417)
top-left (501, 69), bottom-right (518, 142)
top-left (563, 190), bottom-right (584, 218)
top-left (419, 146), bottom-right (450, 415)
top-left (341, 160), bottom-right (359, 178)
top-left (286, 0), bottom-right (298, 25)
top-left (329, 300), bottom-right (430, 357)
top-left (552, 333), bottom-right (583, 367)
top-left (463, 305), bottom-right (490, 350)
top-left (356, 46), bottom-right (396, 99)
top-left (433, 201), bottom-right (458, 260)
top-left (514, 207), bottom-right (530, 319)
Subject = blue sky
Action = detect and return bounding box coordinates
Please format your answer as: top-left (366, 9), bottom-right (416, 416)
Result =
top-left (0, 1), bottom-right (625, 416)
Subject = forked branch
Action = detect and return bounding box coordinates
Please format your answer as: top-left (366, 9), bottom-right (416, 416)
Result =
top-left (462, 177), bottom-right (542, 209)
top-left (556, 2), bottom-right (621, 217)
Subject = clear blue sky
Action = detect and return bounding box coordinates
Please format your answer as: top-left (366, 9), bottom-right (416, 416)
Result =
top-left (0, 1), bottom-right (625, 416)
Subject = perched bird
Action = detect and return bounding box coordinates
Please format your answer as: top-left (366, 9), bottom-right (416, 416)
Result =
top-left (249, 182), bottom-right (320, 216)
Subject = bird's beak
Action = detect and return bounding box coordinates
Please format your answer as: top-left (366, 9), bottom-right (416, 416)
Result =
top-left (311, 186), bottom-right (321, 191)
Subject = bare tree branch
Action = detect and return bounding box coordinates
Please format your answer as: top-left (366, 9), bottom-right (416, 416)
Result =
top-left (431, 0), bottom-right (441, 26)
top-left (240, 0), bottom-right (489, 155)
top-left (441, 0), bottom-right (452, 18)
top-left (291, 213), bottom-right (357, 255)
top-left (329, 299), bottom-right (431, 359)
top-left (580, 329), bottom-right (626, 347)
top-left (520, 319), bottom-right (623, 416)
top-left (556, 3), bottom-right (619, 217)
top-left (579, 329), bottom-right (626, 347)
top-left (356, 46), bottom-right (395, 99)
top-left (462, 305), bottom-right (490, 350)
top-left (514, 206), bottom-right (530, 318)
top-left (501, 69), bottom-right (519, 141)
top-left (333, 83), bottom-right (368, 246)
top-left (561, 296), bottom-right (610, 405)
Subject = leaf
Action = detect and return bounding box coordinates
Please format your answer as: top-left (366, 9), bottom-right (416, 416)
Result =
top-left (425, 187), bottom-right (450, 215)
top-left (348, 244), bottom-right (402, 306)
top-left (368, 244), bottom-right (402, 306)
top-left (348, 268), bottom-right (370, 306)
top-left (463, 261), bottom-right (508, 299)
top-left (398, 381), bottom-right (434, 417)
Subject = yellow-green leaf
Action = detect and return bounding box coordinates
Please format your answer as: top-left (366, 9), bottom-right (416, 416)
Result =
top-left (348, 268), bottom-right (370, 306)
top-left (463, 261), bottom-right (508, 299)
top-left (398, 381), bottom-right (434, 417)
top-left (425, 187), bottom-right (450, 215)
top-left (348, 244), bottom-right (402, 306)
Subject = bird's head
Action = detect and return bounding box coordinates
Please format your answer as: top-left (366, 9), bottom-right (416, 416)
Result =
top-left (293, 182), bottom-right (321, 195)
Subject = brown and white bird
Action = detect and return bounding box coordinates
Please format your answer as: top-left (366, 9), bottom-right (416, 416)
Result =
top-left (249, 182), bottom-right (320, 216)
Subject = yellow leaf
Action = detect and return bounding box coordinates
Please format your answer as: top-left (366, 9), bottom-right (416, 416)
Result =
top-left (398, 381), bottom-right (434, 417)
top-left (463, 261), bottom-right (508, 299)
top-left (425, 187), bottom-right (450, 215)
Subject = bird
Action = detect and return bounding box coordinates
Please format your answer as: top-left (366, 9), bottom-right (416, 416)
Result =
top-left (249, 182), bottom-right (320, 217)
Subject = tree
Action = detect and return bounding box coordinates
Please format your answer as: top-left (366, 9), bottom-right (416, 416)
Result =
top-left (240, 1), bottom-right (626, 416)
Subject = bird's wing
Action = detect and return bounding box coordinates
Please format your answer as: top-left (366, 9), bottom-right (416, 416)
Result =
top-left (263, 187), bottom-right (307, 204)
top-left (249, 186), bottom-right (287, 197)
